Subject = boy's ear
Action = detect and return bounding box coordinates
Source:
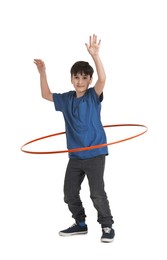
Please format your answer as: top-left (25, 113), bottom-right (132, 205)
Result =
top-left (90, 77), bottom-right (93, 84)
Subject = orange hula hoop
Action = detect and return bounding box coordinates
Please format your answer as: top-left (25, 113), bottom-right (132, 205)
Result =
top-left (20, 124), bottom-right (148, 155)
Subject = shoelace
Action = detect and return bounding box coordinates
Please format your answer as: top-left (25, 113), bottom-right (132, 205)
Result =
top-left (103, 227), bottom-right (111, 233)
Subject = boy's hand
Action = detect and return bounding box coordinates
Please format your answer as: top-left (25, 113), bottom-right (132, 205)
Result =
top-left (85, 34), bottom-right (101, 56)
top-left (34, 59), bottom-right (46, 74)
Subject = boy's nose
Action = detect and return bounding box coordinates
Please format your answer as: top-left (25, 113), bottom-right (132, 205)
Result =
top-left (78, 79), bottom-right (82, 84)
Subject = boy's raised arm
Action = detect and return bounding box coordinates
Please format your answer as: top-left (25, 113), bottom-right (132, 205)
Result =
top-left (85, 34), bottom-right (106, 96)
top-left (34, 59), bottom-right (53, 101)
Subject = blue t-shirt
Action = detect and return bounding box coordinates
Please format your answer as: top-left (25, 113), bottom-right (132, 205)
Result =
top-left (53, 87), bottom-right (108, 159)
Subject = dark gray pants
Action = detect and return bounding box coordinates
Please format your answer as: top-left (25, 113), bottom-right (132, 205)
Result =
top-left (63, 155), bottom-right (114, 226)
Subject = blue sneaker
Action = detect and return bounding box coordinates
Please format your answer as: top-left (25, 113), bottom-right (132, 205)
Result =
top-left (101, 227), bottom-right (115, 243)
top-left (59, 223), bottom-right (88, 236)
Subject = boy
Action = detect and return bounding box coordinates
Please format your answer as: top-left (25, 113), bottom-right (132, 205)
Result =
top-left (34, 34), bottom-right (115, 243)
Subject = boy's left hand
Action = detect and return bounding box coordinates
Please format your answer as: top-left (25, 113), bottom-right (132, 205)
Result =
top-left (85, 34), bottom-right (101, 56)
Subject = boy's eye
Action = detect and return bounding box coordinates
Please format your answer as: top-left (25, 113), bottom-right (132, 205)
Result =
top-left (73, 75), bottom-right (88, 80)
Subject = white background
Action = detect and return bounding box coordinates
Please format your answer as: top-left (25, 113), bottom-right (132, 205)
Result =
top-left (0, 0), bottom-right (167, 259)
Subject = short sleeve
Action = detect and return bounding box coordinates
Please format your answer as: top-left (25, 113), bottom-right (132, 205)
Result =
top-left (91, 87), bottom-right (103, 103)
top-left (52, 93), bottom-right (64, 111)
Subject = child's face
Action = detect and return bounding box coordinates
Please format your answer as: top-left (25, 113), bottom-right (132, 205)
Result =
top-left (71, 73), bottom-right (92, 97)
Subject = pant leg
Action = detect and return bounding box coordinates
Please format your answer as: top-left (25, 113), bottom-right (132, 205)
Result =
top-left (84, 155), bottom-right (114, 226)
top-left (64, 159), bottom-right (86, 223)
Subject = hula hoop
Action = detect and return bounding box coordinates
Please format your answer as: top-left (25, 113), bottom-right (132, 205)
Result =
top-left (21, 124), bottom-right (148, 155)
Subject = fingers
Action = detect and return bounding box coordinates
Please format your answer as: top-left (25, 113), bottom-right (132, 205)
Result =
top-left (93, 34), bottom-right (101, 45)
top-left (93, 34), bottom-right (97, 44)
top-left (88, 34), bottom-right (101, 47)
top-left (33, 59), bottom-right (46, 74)
top-left (98, 39), bottom-right (101, 46)
top-left (34, 59), bottom-right (44, 65)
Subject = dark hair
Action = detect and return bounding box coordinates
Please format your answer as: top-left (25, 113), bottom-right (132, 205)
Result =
top-left (70, 61), bottom-right (94, 78)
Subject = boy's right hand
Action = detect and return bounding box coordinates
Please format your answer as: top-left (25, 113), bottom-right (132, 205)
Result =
top-left (34, 59), bottom-right (46, 74)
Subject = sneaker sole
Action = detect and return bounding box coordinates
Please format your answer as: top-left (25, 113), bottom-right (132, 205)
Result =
top-left (59, 231), bottom-right (88, 236)
top-left (101, 238), bottom-right (114, 243)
